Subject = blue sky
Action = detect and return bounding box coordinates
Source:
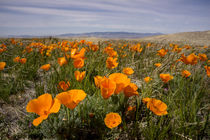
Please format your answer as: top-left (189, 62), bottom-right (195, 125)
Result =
top-left (0, 0), bottom-right (210, 36)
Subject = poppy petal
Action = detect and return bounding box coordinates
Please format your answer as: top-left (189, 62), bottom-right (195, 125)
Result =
top-left (49, 98), bottom-right (61, 113)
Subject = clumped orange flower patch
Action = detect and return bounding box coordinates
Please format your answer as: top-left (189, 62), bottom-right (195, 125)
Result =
top-left (74, 71), bottom-right (86, 82)
top-left (26, 93), bottom-right (61, 126)
top-left (180, 53), bottom-right (198, 65)
top-left (56, 89), bottom-right (86, 109)
top-left (58, 57), bottom-right (67, 66)
top-left (104, 112), bottom-right (122, 129)
top-left (123, 83), bottom-right (138, 97)
top-left (58, 81), bottom-right (70, 91)
top-left (198, 53), bottom-right (207, 61)
top-left (71, 48), bottom-right (86, 59)
top-left (157, 49), bottom-right (168, 57)
top-left (204, 66), bottom-right (210, 77)
top-left (19, 58), bottom-right (27, 64)
top-left (160, 73), bottom-right (173, 83)
top-left (100, 77), bottom-right (116, 99)
top-left (0, 62), bottom-right (6, 70)
top-left (123, 67), bottom-right (134, 75)
top-left (182, 70), bottom-right (191, 78)
top-left (142, 98), bottom-right (168, 116)
top-left (73, 58), bottom-right (84, 68)
top-left (144, 77), bottom-right (152, 83)
top-left (13, 56), bottom-right (20, 63)
top-left (154, 63), bottom-right (161, 67)
top-left (106, 57), bottom-right (118, 69)
top-left (94, 76), bottom-right (103, 88)
top-left (109, 73), bottom-right (130, 94)
top-left (40, 64), bottom-right (51, 71)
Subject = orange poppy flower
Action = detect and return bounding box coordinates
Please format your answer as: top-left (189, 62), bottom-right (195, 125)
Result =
top-left (26, 93), bottom-right (61, 126)
top-left (144, 77), bottom-right (152, 83)
top-left (109, 73), bottom-right (130, 94)
top-left (160, 73), bottom-right (173, 83)
top-left (79, 40), bottom-right (85, 44)
top-left (204, 66), bottom-right (210, 77)
top-left (58, 57), bottom-right (67, 66)
top-left (71, 48), bottom-right (86, 59)
top-left (19, 58), bottom-right (27, 64)
top-left (142, 98), bottom-right (168, 116)
top-left (157, 49), bottom-right (168, 57)
top-left (104, 112), bottom-right (122, 129)
top-left (58, 81), bottom-right (70, 91)
top-left (130, 43), bottom-right (142, 52)
top-left (13, 56), bottom-right (20, 63)
top-left (123, 83), bottom-right (138, 97)
top-left (40, 64), bottom-right (51, 71)
top-left (100, 77), bottom-right (116, 99)
top-left (103, 46), bottom-right (113, 54)
top-left (90, 44), bottom-right (99, 52)
top-left (94, 76), bottom-right (103, 88)
top-left (56, 89), bottom-right (86, 109)
top-left (123, 67), bottom-right (134, 75)
top-left (106, 57), bottom-right (118, 69)
top-left (74, 71), bottom-right (86, 82)
top-left (107, 50), bottom-right (118, 57)
top-left (198, 53), bottom-right (207, 61)
top-left (181, 70), bottom-right (191, 78)
top-left (0, 62), bottom-right (6, 70)
top-left (154, 63), bottom-right (162, 67)
top-left (180, 53), bottom-right (198, 65)
top-left (127, 106), bottom-right (136, 112)
top-left (73, 58), bottom-right (84, 68)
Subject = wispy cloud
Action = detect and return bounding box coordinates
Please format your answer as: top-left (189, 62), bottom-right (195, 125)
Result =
top-left (0, 0), bottom-right (210, 36)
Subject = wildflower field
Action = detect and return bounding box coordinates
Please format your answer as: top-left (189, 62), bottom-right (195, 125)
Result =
top-left (0, 38), bottom-right (209, 139)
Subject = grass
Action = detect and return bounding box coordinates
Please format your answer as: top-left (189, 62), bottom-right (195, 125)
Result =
top-left (0, 38), bottom-right (209, 139)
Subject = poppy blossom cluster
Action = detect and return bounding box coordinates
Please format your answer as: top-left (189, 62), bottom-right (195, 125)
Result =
top-left (13, 56), bottom-right (27, 64)
top-left (94, 73), bottom-right (138, 99)
top-left (142, 98), bottom-right (168, 116)
top-left (0, 62), bottom-right (6, 70)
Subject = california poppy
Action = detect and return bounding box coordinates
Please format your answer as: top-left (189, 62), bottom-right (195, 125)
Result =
top-left (26, 93), bottom-right (61, 126)
top-left (56, 89), bottom-right (86, 109)
top-left (58, 81), bottom-right (70, 91)
top-left (94, 76), bottom-right (103, 88)
top-left (73, 58), bottom-right (84, 68)
top-left (123, 67), bottom-right (134, 75)
top-left (198, 53), bottom-right (207, 61)
top-left (123, 83), bottom-right (138, 97)
top-left (180, 53), bottom-right (198, 65)
top-left (13, 56), bottom-right (20, 63)
top-left (100, 77), bottom-right (116, 99)
top-left (181, 70), bottom-right (191, 78)
top-left (142, 98), bottom-right (168, 116)
top-left (40, 64), bottom-right (51, 71)
top-left (157, 49), bottom-right (168, 57)
top-left (104, 112), bottom-right (122, 129)
top-left (58, 57), bottom-right (67, 66)
top-left (109, 73), bottom-right (130, 94)
top-left (19, 58), bottom-right (27, 64)
top-left (71, 48), bottom-right (86, 59)
top-left (74, 71), bottom-right (86, 82)
top-left (106, 57), bottom-right (118, 69)
top-left (160, 74), bottom-right (173, 83)
top-left (154, 63), bottom-right (161, 67)
top-left (204, 66), bottom-right (210, 77)
top-left (0, 62), bottom-right (6, 70)
top-left (144, 77), bottom-right (152, 83)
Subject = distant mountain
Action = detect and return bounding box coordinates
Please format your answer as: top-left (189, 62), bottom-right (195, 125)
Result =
top-left (57, 32), bottom-right (163, 39)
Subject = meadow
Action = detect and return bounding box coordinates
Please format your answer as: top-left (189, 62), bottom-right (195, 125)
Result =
top-left (0, 38), bottom-right (209, 139)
